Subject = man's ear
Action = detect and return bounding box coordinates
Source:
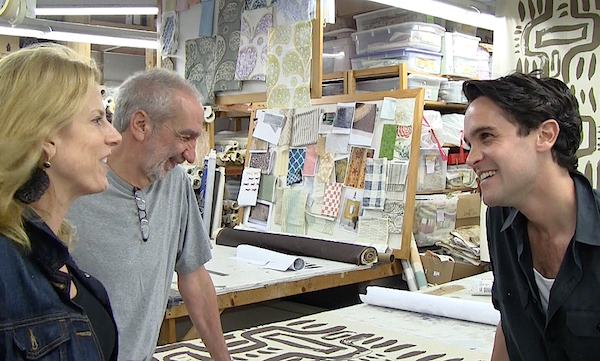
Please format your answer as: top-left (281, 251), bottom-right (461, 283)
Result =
top-left (537, 119), bottom-right (559, 152)
top-left (130, 110), bottom-right (153, 141)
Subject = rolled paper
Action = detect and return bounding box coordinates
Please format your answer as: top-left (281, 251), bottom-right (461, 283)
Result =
top-left (360, 286), bottom-right (500, 326)
top-left (191, 176), bottom-right (201, 190)
top-left (377, 252), bottom-right (395, 263)
top-left (216, 228), bottom-right (378, 266)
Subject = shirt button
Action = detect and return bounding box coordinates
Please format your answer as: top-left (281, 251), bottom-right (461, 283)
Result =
top-left (84, 273), bottom-right (91, 278)
top-left (507, 291), bottom-right (512, 298)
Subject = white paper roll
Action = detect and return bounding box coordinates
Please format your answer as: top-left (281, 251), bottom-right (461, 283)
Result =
top-left (190, 176), bottom-right (201, 190)
top-left (235, 244), bottom-right (305, 271)
top-left (360, 286), bottom-right (500, 326)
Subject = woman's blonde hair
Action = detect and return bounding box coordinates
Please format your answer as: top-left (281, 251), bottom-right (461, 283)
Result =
top-left (0, 43), bottom-right (100, 251)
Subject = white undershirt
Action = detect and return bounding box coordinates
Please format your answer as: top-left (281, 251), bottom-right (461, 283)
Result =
top-left (533, 268), bottom-right (555, 314)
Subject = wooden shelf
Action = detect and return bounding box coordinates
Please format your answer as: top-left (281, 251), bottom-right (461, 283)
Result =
top-left (323, 72), bottom-right (345, 81)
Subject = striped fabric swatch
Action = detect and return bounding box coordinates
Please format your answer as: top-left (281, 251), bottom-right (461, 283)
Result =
top-left (291, 108), bottom-right (320, 146)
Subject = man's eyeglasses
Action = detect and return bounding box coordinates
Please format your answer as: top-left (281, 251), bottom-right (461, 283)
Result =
top-left (134, 188), bottom-right (149, 242)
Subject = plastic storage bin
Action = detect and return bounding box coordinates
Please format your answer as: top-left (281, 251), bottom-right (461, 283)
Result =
top-left (350, 47), bottom-right (442, 73)
top-left (417, 147), bottom-right (449, 191)
top-left (352, 22), bottom-right (445, 54)
top-left (441, 55), bottom-right (478, 78)
top-left (323, 37), bottom-right (355, 74)
top-left (356, 77), bottom-right (400, 93)
top-left (354, 8), bottom-right (429, 31)
top-left (438, 81), bottom-right (467, 103)
top-left (322, 82), bottom-right (344, 96)
top-left (407, 73), bottom-right (446, 101)
top-left (442, 32), bottom-right (480, 59)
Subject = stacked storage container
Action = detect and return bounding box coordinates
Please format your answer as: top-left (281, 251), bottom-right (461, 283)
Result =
top-left (440, 32), bottom-right (480, 78)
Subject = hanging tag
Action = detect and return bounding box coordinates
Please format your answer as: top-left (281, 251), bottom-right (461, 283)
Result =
top-left (436, 208), bottom-right (445, 222)
top-left (426, 156), bottom-right (435, 174)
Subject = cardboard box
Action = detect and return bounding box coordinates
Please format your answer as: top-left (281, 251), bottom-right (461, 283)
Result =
top-left (455, 192), bottom-right (481, 227)
top-left (420, 253), bottom-right (486, 285)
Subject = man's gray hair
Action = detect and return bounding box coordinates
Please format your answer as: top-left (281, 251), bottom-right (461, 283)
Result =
top-left (112, 68), bottom-right (202, 132)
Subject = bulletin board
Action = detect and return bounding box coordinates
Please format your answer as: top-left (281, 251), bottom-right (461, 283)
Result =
top-left (238, 89), bottom-right (425, 260)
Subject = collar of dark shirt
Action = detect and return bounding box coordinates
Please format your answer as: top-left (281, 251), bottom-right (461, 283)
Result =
top-left (498, 171), bottom-right (600, 247)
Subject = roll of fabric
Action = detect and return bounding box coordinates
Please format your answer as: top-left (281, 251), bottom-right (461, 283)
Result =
top-left (216, 228), bottom-right (378, 265)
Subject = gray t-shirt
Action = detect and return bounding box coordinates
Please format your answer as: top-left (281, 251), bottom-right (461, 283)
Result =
top-left (68, 165), bottom-right (212, 361)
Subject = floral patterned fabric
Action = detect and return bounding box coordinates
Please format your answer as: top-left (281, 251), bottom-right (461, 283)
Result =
top-left (266, 20), bottom-right (312, 108)
top-left (235, 7), bottom-right (272, 81)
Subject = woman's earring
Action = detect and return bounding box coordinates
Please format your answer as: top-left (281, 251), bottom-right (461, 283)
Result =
top-left (14, 166), bottom-right (50, 204)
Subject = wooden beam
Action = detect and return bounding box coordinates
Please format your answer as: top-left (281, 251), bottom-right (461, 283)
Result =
top-left (145, 49), bottom-right (156, 69)
top-left (215, 92), bottom-right (267, 105)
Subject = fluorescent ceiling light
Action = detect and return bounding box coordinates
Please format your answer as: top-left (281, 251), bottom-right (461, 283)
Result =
top-left (35, 7), bottom-right (159, 16)
top-left (41, 32), bottom-right (158, 49)
top-left (0, 18), bottom-right (158, 49)
top-left (367, 0), bottom-right (499, 31)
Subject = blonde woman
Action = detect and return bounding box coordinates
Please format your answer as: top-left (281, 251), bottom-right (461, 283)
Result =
top-left (0, 44), bottom-right (121, 360)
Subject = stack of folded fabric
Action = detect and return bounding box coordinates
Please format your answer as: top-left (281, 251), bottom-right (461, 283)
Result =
top-left (436, 225), bottom-right (481, 265)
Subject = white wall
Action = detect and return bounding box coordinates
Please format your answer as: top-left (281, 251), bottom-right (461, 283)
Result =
top-left (100, 52), bottom-right (146, 87)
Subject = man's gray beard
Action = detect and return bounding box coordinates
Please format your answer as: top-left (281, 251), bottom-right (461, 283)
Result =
top-left (146, 159), bottom-right (168, 183)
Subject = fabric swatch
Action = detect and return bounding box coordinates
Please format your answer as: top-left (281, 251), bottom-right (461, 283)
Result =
top-left (185, 36), bottom-right (217, 105)
top-left (272, 0), bottom-right (315, 26)
top-left (286, 148), bottom-right (306, 185)
top-left (332, 103), bottom-right (354, 134)
top-left (344, 147), bottom-right (374, 189)
top-left (235, 7), bottom-right (272, 81)
top-left (248, 150), bottom-right (273, 174)
top-left (198, 0), bottom-right (215, 36)
top-left (307, 180), bottom-right (324, 213)
top-left (305, 212), bottom-right (335, 235)
top-left (257, 174), bottom-right (277, 202)
top-left (280, 188), bottom-right (308, 234)
top-left (395, 98), bottom-right (416, 126)
top-left (277, 108), bottom-right (294, 147)
top-left (266, 20), bottom-right (312, 108)
top-left (387, 160), bottom-right (409, 193)
top-left (379, 124), bottom-right (397, 160)
top-left (302, 144), bottom-right (317, 176)
top-left (357, 217), bottom-right (389, 245)
top-left (362, 158), bottom-right (388, 210)
top-left (273, 147), bottom-right (289, 176)
top-left (349, 103), bottom-right (377, 146)
top-left (246, 0), bottom-right (271, 10)
top-left (324, 133), bottom-right (350, 154)
top-left (237, 167), bottom-right (261, 206)
top-left (213, 0), bottom-right (244, 93)
top-left (321, 182), bottom-right (342, 217)
top-left (383, 200), bottom-right (405, 234)
top-left (291, 108), bottom-right (320, 146)
top-left (334, 158), bottom-right (348, 183)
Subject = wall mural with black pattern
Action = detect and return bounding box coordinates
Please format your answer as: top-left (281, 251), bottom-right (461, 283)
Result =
top-left (497, 0), bottom-right (600, 185)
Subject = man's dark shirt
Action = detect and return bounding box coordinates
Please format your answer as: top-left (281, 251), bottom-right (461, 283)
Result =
top-left (487, 171), bottom-right (600, 360)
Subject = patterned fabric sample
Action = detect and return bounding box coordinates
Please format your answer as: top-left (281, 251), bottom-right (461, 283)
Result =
top-left (357, 217), bottom-right (389, 245)
top-left (387, 161), bottom-right (409, 193)
top-left (277, 108), bottom-right (294, 147)
top-left (308, 180), bottom-right (325, 214)
top-left (266, 20), bottom-right (312, 108)
top-left (185, 36), bottom-right (217, 105)
top-left (362, 158), bottom-right (388, 210)
top-left (237, 167), bottom-right (261, 206)
top-left (324, 133), bottom-right (350, 154)
top-left (257, 174), bottom-right (277, 202)
top-left (273, 147), bottom-right (289, 176)
top-left (305, 212), bottom-right (335, 235)
top-left (272, 0), bottom-right (315, 26)
top-left (316, 137), bottom-right (333, 182)
top-left (383, 200), bottom-right (405, 234)
top-left (272, 177), bottom-right (286, 225)
top-left (379, 124), bottom-right (397, 160)
top-left (334, 158), bottom-right (347, 184)
top-left (291, 108), bottom-right (320, 146)
top-left (246, 0), bottom-right (271, 10)
top-left (395, 98), bottom-right (416, 126)
top-left (248, 150), bottom-right (273, 174)
top-left (213, 0), bottom-right (244, 92)
top-left (321, 182), bottom-right (342, 217)
top-left (302, 144), bottom-right (317, 176)
top-left (280, 188), bottom-right (308, 234)
top-left (332, 103), bottom-right (354, 134)
top-left (344, 147), bottom-right (374, 189)
top-left (286, 148), bottom-right (306, 185)
top-left (349, 103), bottom-right (377, 146)
top-left (235, 7), bottom-right (272, 81)
top-left (394, 125), bottom-right (413, 161)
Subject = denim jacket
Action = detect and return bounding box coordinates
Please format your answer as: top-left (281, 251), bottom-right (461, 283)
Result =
top-left (0, 214), bottom-right (118, 360)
